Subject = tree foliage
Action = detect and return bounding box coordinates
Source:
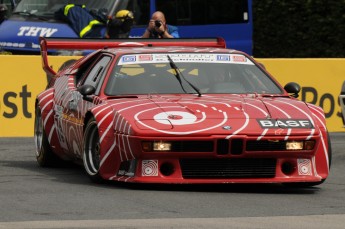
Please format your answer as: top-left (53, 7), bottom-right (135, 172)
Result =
top-left (253, 0), bottom-right (345, 57)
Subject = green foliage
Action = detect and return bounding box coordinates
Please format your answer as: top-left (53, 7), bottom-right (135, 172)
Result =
top-left (253, 0), bottom-right (345, 57)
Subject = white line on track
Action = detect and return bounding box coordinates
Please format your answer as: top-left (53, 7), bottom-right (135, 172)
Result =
top-left (1, 215), bottom-right (345, 229)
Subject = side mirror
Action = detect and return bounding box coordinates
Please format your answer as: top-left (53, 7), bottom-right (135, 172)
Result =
top-left (284, 82), bottom-right (301, 98)
top-left (78, 84), bottom-right (95, 102)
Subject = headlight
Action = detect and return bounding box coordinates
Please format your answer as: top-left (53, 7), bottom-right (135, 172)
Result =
top-left (142, 141), bottom-right (172, 152)
top-left (286, 141), bottom-right (303, 150)
top-left (286, 140), bottom-right (315, 150)
top-left (154, 141), bottom-right (172, 151)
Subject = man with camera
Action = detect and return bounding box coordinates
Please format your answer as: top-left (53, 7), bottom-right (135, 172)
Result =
top-left (142, 11), bottom-right (179, 38)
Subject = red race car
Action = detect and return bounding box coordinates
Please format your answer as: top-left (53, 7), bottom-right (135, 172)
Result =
top-left (34, 37), bottom-right (331, 187)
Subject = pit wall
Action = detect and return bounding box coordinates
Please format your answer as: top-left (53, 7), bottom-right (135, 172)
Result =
top-left (0, 56), bottom-right (344, 137)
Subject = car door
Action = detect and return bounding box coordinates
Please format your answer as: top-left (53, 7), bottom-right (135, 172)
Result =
top-left (59, 54), bottom-right (113, 158)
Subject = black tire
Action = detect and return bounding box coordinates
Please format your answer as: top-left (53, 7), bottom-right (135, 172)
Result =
top-left (83, 117), bottom-right (103, 183)
top-left (284, 131), bottom-right (332, 188)
top-left (34, 105), bottom-right (60, 167)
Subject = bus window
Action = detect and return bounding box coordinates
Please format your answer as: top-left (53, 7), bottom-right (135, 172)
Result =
top-left (128, 0), bottom-right (253, 55)
top-left (120, 0), bottom-right (150, 26)
top-left (156, 0), bottom-right (249, 25)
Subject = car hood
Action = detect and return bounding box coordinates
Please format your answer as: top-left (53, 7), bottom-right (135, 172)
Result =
top-left (107, 94), bottom-right (319, 137)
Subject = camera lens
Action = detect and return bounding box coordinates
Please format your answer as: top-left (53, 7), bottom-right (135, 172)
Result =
top-left (155, 20), bottom-right (161, 27)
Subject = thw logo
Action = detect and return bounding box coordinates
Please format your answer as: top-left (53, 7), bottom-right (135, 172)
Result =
top-left (17, 27), bottom-right (58, 37)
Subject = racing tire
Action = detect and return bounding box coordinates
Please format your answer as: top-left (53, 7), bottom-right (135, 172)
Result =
top-left (34, 105), bottom-right (60, 167)
top-left (83, 117), bottom-right (103, 183)
top-left (284, 132), bottom-right (332, 188)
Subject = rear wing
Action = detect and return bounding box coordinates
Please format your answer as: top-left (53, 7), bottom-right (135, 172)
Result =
top-left (39, 37), bottom-right (226, 76)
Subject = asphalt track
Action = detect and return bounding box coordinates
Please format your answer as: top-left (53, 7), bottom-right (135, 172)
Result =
top-left (0, 133), bottom-right (345, 229)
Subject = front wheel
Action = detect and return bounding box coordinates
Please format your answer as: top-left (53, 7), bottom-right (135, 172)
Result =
top-left (34, 105), bottom-right (60, 167)
top-left (83, 117), bottom-right (103, 183)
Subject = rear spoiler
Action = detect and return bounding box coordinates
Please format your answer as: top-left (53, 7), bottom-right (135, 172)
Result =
top-left (39, 37), bottom-right (226, 76)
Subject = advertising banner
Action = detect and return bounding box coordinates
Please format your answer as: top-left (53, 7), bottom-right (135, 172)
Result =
top-left (0, 56), bottom-right (344, 137)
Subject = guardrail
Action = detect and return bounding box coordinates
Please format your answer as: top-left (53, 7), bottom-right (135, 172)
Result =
top-left (0, 55), bottom-right (343, 137)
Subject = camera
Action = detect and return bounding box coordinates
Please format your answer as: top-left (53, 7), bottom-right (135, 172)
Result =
top-left (154, 20), bottom-right (162, 28)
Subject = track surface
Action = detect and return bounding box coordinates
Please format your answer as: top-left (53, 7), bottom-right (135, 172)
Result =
top-left (0, 133), bottom-right (344, 228)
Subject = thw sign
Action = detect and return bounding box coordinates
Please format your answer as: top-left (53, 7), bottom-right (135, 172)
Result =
top-left (17, 27), bottom-right (58, 37)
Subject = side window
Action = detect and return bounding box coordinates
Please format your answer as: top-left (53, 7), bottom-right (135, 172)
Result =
top-left (82, 55), bottom-right (112, 95)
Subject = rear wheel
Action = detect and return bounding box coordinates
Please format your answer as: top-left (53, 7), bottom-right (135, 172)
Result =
top-left (34, 105), bottom-right (60, 167)
top-left (83, 117), bottom-right (103, 183)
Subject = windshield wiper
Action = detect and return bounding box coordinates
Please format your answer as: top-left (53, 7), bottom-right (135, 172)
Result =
top-left (167, 55), bottom-right (202, 97)
top-left (13, 11), bottom-right (49, 21)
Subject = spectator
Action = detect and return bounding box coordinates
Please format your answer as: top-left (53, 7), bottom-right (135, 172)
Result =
top-left (142, 11), bottom-right (179, 38)
top-left (55, 4), bottom-right (134, 38)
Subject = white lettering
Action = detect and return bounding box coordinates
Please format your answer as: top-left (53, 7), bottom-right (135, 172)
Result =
top-left (17, 27), bottom-right (58, 37)
top-left (260, 120), bottom-right (274, 127)
top-left (299, 120), bottom-right (311, 127)
top-left (25, 27), bottom-right (41, 36)
top-left (17, 26), bottom-right (30, 36)
top-left (276, 120), bottom-right (288, 127)
top-left (39, 28), bottom-right (58, 37)
top-left (258, 119), bottom-right (313, 129)
top-left (286, 120), bottom-right (299, 127)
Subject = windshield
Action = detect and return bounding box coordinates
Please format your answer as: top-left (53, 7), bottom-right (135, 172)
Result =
top-left (105, 53), bottom-right (283, 96)
top-left (14, 0), bottom-right (116, 17)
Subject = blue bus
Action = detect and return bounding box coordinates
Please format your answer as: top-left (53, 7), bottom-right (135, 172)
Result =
top-left (0, 0), bottom-right (253, 55)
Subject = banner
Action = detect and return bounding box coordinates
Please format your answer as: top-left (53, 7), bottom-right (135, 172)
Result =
top-left (258, 58), bottom-right (345, 132)
top-left (0, 56), bottom-right (344, 137)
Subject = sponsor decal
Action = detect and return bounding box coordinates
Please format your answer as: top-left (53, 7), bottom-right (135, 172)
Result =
top-left (232, 55), bottom-right (246, 62)
top-left (142, 160), bottom-right (158, 176)
top-left (139, 55), bottom-right (152, 61)
top-left (216, 54), bottom-right (230, 61)
top-left (122, 55), bottom-right (136, 63)
top-left (17, 26), bottom-right (58, 37)
top-left (257, 119), bottom-right (314, 129)
top-left (297, 159), bottom-right (312, 175)
top-left (118, 54), bottom-right (255, 65)
top-left (0, 42), bottom-right (39, 49)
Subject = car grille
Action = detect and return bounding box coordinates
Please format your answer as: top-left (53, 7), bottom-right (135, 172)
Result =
top-left (180, 158), bottom-right (276, 178)
top-left (171, 141), bottom-right (214, 152)
top-left (246, 140), bottom-right (286, 151)
top-left (217, 139), bottom-right (291, 155)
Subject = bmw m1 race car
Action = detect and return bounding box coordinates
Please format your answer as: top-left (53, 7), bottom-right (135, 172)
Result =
top-left (35, 37), bottom-right (331, 187)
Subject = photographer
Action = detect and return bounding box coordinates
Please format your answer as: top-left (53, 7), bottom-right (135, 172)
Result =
top-left (142, 11), bottom-right (179, 38)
